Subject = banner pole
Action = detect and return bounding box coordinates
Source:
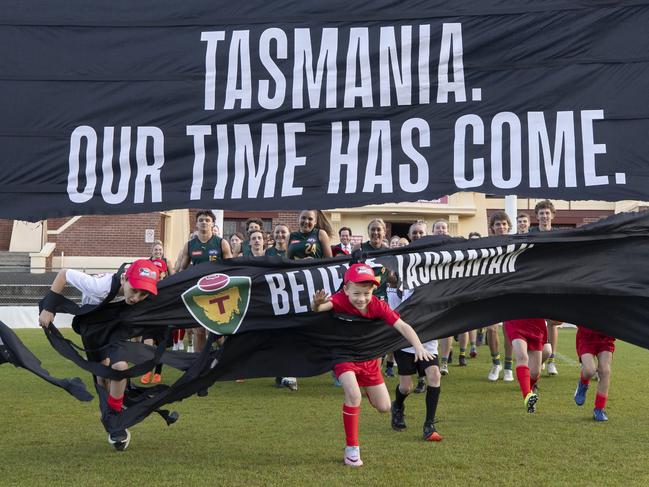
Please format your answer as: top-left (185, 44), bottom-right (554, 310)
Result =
top-left (505, 195), bottom-right (517, 234)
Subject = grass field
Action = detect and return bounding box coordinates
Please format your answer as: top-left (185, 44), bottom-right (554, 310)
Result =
top-left (1, 328), bottom-right (649, 487)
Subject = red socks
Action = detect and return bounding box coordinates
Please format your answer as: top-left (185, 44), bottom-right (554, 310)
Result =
top-left (595, 393), bottom-right (608, 410)
top-left (172, 329), bottom-right (186, 343)
top-left (580, 372), bottom-right (591, 386)
top-left (515, 365), bottom-right (532, 398)
top-left (530, 375), bottom-right (539, 391)
top-left (107, 394), bottom-right (124, 412)
top-left (342, 404), bottom-right (360, 447)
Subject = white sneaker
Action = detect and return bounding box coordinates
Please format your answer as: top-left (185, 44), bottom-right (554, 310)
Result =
top-left (487, 364), bottom-right (502, 381)
top-left (503, 369), bottom-right (514, 382)
top-left (440, 363), bottom-right (449, 376)
top-left (547, 362), bottom-right (558, 376)
top-left (178, 341), bottom-right (185, 351)
top-left (187, 345), bottom-right (194, 353)
top-left (344, 446), bottom-right (363, 467)
top-left (281, 377), bottom-right (298, 391)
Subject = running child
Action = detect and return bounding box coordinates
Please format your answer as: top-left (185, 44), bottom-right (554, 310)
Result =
top-left (38, 259), bottom-right (159, 451)
top-left (389, 281), bottom-right (442, 442)
top-left (503, 318), bottom-right (546, 413)
top-left (573, 325), bottom-right (616, 421)
top-left (312, 263), bottom-right (435, 467)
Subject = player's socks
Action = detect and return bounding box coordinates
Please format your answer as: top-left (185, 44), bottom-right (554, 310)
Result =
top-left (107, 394), bottom-right (124, 412)
top-left (580, 372), bottom-right (591, 386)
top-left (530, 374), bottom-right (540, 391)
top-left (394, 384), bottom-right (409, 408)
top-left (504, 357), bottom-right (513, 370)
top-left (491, 352), bottom-right (501, 365)
top-left (425, 386), bottom-right (440, 423)
top-left (548, 354), bottom-right (555, 363)
top-left (342, 404), bottom-right (360, 447)
top-left (459, 348), bottom-right (467, 366)
top-left (515, 365), bottom-right (532, 398)
top-left (595, 392), bottom-right (608, 410)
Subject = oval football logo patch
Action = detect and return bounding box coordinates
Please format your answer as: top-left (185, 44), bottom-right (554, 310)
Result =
top-left (197, 273), bottom-right (230, 292)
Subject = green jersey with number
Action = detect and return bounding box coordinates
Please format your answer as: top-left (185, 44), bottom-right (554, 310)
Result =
top-left (287, 228), bottom-right (323, 259)
top-left (188, 235), bottom-right (223, 265)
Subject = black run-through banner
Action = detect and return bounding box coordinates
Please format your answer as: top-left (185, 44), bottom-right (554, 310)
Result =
top-left (1, 1), bottom-right (649, 221)
top-left (29, 210), bottom-right (648, 429)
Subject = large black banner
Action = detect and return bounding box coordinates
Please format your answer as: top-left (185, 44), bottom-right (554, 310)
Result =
top-left (1, 1), bottom-right (649, 221)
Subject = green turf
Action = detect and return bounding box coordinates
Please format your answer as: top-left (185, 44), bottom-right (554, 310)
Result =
top-left (1, 328), bottom-right (648, 486)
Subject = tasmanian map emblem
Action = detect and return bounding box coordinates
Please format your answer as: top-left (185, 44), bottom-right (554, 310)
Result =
top-left (182, 273), bottom-right (251, 335)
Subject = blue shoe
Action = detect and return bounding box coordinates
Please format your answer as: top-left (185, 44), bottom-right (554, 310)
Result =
top-left (385, 366), bottom-right (395, 378)
top-left (574, 381), bottom-right (589, 406)
top-left (593, 408), bottom-right (608, 422)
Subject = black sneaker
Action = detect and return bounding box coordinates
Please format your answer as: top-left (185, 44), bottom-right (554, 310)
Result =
top-left (423, 420), bottom-right (442, 441)
top-left (108, 428), bottom-right (131, 451)
top-left (197, 388), bottom-right (209, 397)
top-left (414, 378), bottom-right (426, 393)
top-left (391, 401), bottom-right (406, 431)
top-left (104, 409), bottom-right (131, 452)
top-left (458, 355), bottom-right (467, 367)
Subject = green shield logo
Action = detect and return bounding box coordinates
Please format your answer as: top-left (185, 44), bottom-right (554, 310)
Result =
top-left (181, 273), bottom-right (251, 335)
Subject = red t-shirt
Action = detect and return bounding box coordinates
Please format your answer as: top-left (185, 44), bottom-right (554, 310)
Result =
top-left (150, 258), bottom-right (168, 279)
top-left (330, 291), bottom-right (399, 326)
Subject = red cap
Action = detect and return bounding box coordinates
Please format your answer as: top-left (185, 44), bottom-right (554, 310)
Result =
top-left (344, 263), bottom-right (380, 286)
top-left (125, 259), bottom-right (159, 295)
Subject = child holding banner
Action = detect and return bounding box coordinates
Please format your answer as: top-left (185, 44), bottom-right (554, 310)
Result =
top-left (312, 263), bottom-right (435, 467)
top-left (38, 259), bottom-right (159, 451)
top-left (573, 326), bottom-right (615, 421)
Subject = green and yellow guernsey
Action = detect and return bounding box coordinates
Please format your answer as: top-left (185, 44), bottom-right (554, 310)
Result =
top-left (188, 235), bottom-right (224, 265)
top-left (265, 246), bottom-right (286, 257)
top-left (361, 241), bottom-right (389, 301)
top-left (287, 228), bottom-right (323, 259)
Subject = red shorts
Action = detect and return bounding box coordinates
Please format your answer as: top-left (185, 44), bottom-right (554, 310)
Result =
top-left (576, 326), bottom-right (616, 357)
top-left (333, 359), bottom-right (384, 387)
top-left (504, 319), bottom-right (548, 351)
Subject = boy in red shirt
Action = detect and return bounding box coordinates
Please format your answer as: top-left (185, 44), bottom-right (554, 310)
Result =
top-left (312, 263), bottom-right (435, 467)
top-left (573, 326), bottom-right (616, 421)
